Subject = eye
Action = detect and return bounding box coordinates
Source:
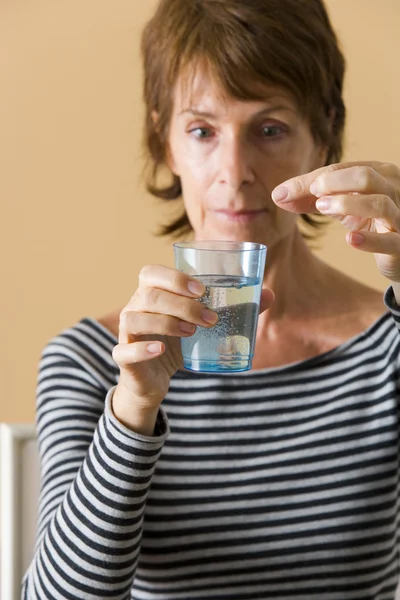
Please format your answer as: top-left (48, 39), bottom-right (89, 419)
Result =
top-left (189, 127), bottom-right (214, 140)
top-left (261, 125), bottom-right (284, 138)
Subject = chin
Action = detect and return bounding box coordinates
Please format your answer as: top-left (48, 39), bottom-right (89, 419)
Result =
top-left (193, 210), bottom-right (293, 247)
top-left (198, 226), bottom-right (275, 247)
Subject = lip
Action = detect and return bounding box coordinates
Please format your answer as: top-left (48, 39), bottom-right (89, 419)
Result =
top-left (213, 209), bottom-right (267, 223)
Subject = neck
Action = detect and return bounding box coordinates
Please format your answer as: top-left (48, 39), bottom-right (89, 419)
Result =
top-left (259, 227), bottom-right (330, 328)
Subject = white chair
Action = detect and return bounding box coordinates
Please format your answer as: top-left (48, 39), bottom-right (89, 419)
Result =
top-left (0, 424), bottom-right (39, 600)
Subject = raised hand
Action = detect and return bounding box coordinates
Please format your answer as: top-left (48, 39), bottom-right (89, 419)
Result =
top-left (111, 265), bottom-right (274, 434)
top-left (272, 161), bottom-right (400, 284)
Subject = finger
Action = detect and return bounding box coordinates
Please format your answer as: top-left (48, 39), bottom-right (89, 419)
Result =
top-left (271, 161), bottom-right (394, 214)
top-left (259, 288), bottom-right (275, 315)
top-left (346, 230), bottom-right (400, 255)
top-left (122, 288), bottom-right (218, 336)
top-left (311, 166), bottom-right (395, 201)
top-left (118, 312), bottom-right (197, 340)
top-left (112, 340), bottom-right (165, 366)
top-left (315, 194), bottom-right (400, 231)
top-left (138, 264), bottom-right (206, 298)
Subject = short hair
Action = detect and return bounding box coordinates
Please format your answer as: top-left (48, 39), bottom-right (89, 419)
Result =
top-left (140, 0), bottom-right (346, 239)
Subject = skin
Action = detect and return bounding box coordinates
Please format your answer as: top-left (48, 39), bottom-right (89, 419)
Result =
top-left (271, 161), bottom-right (400, 291)
top-left (166, 78), bottom-right (319, 248)
top-left (105, 69), bottom-right (400, 435)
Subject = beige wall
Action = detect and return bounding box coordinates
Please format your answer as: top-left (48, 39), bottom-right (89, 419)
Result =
top-left (1, 0), bottom-right (399, 423)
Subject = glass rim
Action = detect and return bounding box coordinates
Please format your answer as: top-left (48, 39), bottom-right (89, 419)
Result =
top-left (173, 240), bottom-right (267, 252)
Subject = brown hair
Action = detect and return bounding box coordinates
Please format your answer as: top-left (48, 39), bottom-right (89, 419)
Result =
top-left (140, 0), bottom-right (346, 239)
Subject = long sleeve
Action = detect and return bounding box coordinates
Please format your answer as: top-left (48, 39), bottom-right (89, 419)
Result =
top-left (384, 286), bottom-right (400, 330)
top-left (22, 336), bottom-right (169, 600)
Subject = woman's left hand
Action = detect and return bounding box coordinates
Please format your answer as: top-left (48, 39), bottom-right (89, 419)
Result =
top-left (271, 161), bottom-right (400, 284)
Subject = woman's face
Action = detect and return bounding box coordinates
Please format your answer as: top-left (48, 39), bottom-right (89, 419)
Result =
top-left (167, 70), bottom-right (328, 247)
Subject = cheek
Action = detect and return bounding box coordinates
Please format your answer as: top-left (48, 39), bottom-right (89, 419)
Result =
top-left (181, 151), bottom-right (214, 180)
top-left (170, 131), bottom-right (216, 182)
top-left (177, 153), bottom-right (216, 199)
top-left (253, 139), bottom-right (316, 188)
top-left (177, 159), bottom-right (208, 222)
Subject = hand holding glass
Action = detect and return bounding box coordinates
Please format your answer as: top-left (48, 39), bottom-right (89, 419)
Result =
top-left (174, 241), bottom-right (267, 373)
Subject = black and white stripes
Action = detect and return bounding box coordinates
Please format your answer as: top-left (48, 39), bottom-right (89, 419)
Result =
top-left (23, 288), bottom-right (400, 599)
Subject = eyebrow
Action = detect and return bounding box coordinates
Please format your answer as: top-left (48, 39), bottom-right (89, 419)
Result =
top-left (178, 105), bottom-right (297, 119)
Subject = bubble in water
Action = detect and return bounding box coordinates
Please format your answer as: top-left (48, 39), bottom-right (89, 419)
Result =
top-left (181, 274), bottom-right (261, 372)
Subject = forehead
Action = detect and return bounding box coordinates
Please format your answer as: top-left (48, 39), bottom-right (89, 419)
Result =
top-left (172, 66), bottom-right (298, 115)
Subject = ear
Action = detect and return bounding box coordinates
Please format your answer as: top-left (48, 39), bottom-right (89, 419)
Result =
top-left (316, 108), bottom-right (336, 167)
top-left (318, 144), bottom-right (329, 167)
top-left (328, 107), bottom-right (336, 130)
top-left (151, 110), bottom-right (159, 129)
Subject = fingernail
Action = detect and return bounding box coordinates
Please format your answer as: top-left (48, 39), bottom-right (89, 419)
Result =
top-left (272, 185), bottom-right (289, 202)
top-left (147, 342), bottom-right (162, 354)
top-left (179, 321), bottom-right (196, 333)
top-left (310, 181), bottom-right (321, 196)
top-left (201, 308), bottom-right (218, 325)
top-left (188, 280), bottom-right (205, 296)
top-left (350, 232), bottom-right (365, 245)
top-left (315, 198), bottom-right (331, 212)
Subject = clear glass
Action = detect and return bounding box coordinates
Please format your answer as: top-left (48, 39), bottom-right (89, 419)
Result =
top-left (174, 241), bottom-right (267, 373)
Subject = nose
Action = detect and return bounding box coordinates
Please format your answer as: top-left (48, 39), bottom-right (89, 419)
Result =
top-left (217, 135), bottom-right (255, 191)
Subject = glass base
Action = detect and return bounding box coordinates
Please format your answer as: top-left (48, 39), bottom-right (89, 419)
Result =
top-left (183, 357), bottom-right (252, 373)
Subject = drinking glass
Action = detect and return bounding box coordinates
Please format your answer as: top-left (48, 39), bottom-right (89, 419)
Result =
top-left (174, 241), bottom-right (267, 373)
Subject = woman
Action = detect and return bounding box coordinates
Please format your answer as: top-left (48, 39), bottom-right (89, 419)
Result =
top-left (23, 0), bottom-right (400, 598)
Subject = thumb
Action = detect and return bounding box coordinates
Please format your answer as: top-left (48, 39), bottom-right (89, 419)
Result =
top-left (259, 288), bottom-right (275, 315)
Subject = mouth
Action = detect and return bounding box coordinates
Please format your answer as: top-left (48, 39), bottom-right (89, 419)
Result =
top-left (213, 209), bottom-right (268, 223)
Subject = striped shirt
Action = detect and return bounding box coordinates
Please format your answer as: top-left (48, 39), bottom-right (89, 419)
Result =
top-left (22, 287), bottom-right (400, 600)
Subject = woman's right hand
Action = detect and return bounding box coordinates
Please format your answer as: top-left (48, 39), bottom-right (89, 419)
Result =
top-left (111, 265), bottom-right (218, 433)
